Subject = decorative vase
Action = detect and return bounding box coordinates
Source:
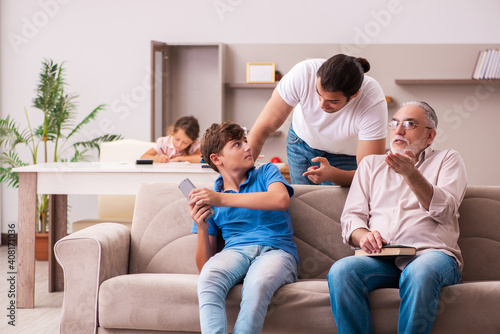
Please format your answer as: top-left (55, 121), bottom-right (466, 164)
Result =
top-left (35, 232), bottom-right (49, 261)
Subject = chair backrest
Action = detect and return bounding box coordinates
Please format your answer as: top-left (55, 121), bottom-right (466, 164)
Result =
top-left (98, 139), bottom-right (154, 219)
top-left (100, 139), bottom-right (155, 163)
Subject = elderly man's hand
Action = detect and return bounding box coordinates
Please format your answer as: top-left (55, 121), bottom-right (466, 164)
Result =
top-left (350, 228), bottom-right (388, 253)
top-left (385, 150), bottom-right (417, 177)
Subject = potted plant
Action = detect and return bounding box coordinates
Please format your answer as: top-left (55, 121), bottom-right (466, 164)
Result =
top-left (0, 59), bottom-right (122, 259)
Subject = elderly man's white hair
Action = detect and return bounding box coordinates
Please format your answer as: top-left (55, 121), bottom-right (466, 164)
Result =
top-left (401, 101), bottom-right (438, 129)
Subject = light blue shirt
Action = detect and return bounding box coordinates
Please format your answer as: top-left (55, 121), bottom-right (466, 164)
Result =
top-left (192, 163), bottom-right (298, 264)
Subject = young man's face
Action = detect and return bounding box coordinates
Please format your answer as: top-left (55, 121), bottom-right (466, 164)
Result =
top-left (213, 136), bottom-right (254, 172)
top-left (316, 78), bottom-right (358, 113)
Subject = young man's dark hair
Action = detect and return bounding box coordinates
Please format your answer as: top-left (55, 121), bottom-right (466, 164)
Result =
top-left (317, 53), bottom-right (370, 99)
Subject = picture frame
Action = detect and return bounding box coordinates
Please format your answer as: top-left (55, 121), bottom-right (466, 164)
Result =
top-left (246, 62), bottom-right (276, 83)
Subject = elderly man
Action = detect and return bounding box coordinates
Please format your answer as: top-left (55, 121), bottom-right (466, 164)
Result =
top-left (327, 101), bottom-right (467, 334)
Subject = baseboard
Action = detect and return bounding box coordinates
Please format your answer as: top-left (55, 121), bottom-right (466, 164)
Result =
top-left (1, 233), bottom-right (17, 246)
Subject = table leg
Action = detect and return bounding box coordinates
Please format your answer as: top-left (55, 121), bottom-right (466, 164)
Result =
top-left (48, 194), bottom-right (67, 292)
top-left (17, 172), bottom-right (37, 309)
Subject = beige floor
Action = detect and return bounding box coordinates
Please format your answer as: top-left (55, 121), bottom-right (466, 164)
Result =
top-left (0, 245), bottom-right (63, 334)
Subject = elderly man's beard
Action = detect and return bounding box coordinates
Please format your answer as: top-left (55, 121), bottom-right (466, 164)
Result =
top-left (390, 135), bottom-right (428, 156)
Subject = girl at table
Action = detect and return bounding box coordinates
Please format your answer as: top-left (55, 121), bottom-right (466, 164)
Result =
top-left (141, 116), bottom-right (202, 163)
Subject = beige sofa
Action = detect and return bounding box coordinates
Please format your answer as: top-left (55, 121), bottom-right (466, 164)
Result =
top-left (55, 183), bottom-right (500, 333)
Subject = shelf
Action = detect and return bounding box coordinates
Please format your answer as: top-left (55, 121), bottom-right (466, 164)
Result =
top-left (225, 82), bottom-right (278, 89)
top-left (395, 79), bottom-right (500, 85)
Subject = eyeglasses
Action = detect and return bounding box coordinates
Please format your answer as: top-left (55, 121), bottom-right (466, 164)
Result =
top-left (388, 120), bottom-right (432, 130)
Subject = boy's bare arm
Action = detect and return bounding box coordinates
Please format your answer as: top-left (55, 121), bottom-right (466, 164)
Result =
top-left (190, 181), bottom-right (290, 211)
top-left (195, 232), bottom-right (217, 272)
top-left (190, 200), bottom-right (218, 272)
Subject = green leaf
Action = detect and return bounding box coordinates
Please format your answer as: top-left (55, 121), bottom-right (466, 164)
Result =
top-left (71, 133), bottom-right (123, 156)
top-left (33, 59), bottom-right (65, 115)
top-left (0, 151), bottom-right (29, 188)
top-left (66, 104), bottom-right (106, 140)
top-left (0, 115), bottom-right (29, 149)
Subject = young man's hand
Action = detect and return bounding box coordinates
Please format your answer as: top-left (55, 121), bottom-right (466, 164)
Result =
top-left (302, 157), bottom-right (333, 184)
top-left (302, 157), bottom-right (356, 186)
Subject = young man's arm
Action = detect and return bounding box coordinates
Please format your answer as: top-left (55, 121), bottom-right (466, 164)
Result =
top-left (190, 181), bottom-right (290, 211)
top-left (247, 89), bottom-right (294, 160)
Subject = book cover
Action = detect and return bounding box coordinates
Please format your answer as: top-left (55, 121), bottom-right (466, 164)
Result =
top-left (354, 245), bottom-right (416, 257)
top-left (480, 49), bottom-right (492, 79)
top-left (473, 50), bottom-right (487, 79)
top-left (472, 50), bottom-right (485, 79)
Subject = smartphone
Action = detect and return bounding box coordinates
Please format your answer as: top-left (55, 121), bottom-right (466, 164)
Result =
top-left (136, 159), bottom-right (153, 165)
top-left (178, 178), bottom-right (215, 222)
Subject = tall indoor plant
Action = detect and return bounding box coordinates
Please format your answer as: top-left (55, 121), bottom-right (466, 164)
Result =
top-left (0, 59), bottom-right (122, 233)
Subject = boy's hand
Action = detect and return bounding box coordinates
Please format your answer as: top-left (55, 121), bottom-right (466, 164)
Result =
top-left (189, 199), bottom-right (212, 230)
top-left (189, 188), bottom-right (222, 207)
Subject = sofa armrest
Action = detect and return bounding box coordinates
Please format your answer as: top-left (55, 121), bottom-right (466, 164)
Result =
top-left (55, 223), bottom-right (130, 334)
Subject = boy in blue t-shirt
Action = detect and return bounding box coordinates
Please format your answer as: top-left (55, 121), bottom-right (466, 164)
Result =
top-left (189, 121), bottom-right (298, 334)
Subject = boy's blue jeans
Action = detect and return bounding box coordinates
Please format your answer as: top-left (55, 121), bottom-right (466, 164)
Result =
top-left (327, 251), bottom-right (462, 334)
top-left (197, 245), bottom-right (298, 334)
top-left (286, 126), bottom-right (357, 185)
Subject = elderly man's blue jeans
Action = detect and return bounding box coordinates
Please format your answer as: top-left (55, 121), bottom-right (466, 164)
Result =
top-left (197, 245), bottom-right (298, 334)
top-left (327, 251), bottom-right (461, 334)
top-left (286, 126), bottom-right (357, 185)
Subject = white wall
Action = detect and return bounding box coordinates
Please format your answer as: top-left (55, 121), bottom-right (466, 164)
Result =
top-left (1, 0), bottom-right (500, 232)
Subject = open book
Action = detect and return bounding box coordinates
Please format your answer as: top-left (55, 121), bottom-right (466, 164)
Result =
top-left (354, 245), bottom-right (416, 257)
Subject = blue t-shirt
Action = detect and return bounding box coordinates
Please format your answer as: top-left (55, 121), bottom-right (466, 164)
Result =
top-left (191, 163), bottom-right (298, 264)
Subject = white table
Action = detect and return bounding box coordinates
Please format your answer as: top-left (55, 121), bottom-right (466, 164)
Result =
top-left (13, 162), bottom-right (218, 308)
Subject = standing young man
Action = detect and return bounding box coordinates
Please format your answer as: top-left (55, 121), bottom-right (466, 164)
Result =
top-left (247, 54), bottom-right (387, 186)
top-left (188, 121), bottom-right (298, 334)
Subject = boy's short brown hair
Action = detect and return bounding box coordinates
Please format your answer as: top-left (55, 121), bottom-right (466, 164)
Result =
top-left (200, 121), bottom-right (246, 173)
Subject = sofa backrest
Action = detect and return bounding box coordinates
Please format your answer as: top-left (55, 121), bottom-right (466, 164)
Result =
top-left (128, 183), bottom-right (354, 276)
top-left (129, 182), bottom-right (203, 274)
top-left (128, 183), bottom-right (500, 282)
top-left (289, 185), bottom-right (353, 279)
top-left (457, 186), bottom-right (500, 282)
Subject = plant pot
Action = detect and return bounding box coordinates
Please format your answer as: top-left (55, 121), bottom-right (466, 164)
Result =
top-left (35, 232), bottom-right (49, 261)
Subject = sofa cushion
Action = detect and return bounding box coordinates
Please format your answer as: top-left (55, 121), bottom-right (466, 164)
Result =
top-left (99, 274), bottom-right (200, 332)
top-left (99, 274), bottom-right (338, 333)
top-left (99, 273), bottom-right (500, 334)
